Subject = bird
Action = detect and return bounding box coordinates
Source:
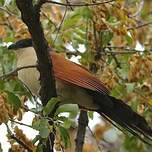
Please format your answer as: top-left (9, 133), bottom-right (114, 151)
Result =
top-left (8, 38), bottom-right (152, 144)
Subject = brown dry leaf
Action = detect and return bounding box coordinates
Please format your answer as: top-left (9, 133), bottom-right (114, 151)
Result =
top-left (99, 67), bottom-right (119, 90)
top-left (0, 25), bottom-right (6, 38)
top-left (112, 34), bottom-right (127, 46)
top-left (137, 104), bottom-right (145, 115)
top-left (143, 55), bottom-right (152, 74)
top-left (8, 16), bottom-right (30, 39)
top-left (136, 27), bottom-right (148, 45)
top-left (148, 99), bottom-right (152, 106)
top-left (123, 92), bottom-right (137, 103)
top-left (43, 5), bottom-right (62, 24)
top-left (93, 124), bottom-right (110, 141)
top-left (138, 95), bottom-right (149, 104)
top-left (128, 54), bottom-right (142, 82)
top-left (83, 143), bottom-right (98, 152)
top-left (54, 130), bottom-right (62, 151)
top-left (141, 78), bottom-right (152, 98)
top-left (113, 25), bottom-right (128, 36)
top-left (9, 144), bottom-right (27, 152)
top-left (116, 0), bottom-right (125, 5)
top-left (14, 126), bottom-right (36, 151)
top-left (16, 109), bottom-right (23, 121)
top-left (0, 92), bottom-right (14, 124)
top-left (92, 4), bottom-right (110, 31)
top-left (114, 8), bottom-right (127, 22)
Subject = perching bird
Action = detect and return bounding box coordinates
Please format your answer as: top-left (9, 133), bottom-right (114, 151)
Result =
top-left (8, 39), bottom-right (152, 144)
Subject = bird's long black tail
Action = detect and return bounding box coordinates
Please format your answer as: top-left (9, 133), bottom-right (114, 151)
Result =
top-left (89, 90), bottom-right (152, 144)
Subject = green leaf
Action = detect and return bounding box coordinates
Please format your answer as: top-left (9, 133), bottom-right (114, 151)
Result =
top-left (32, 135), bottom-right (41, 144)
top-left (101, 31), bottom-right (113, 46)
top-left (110, 84), bottom-right (126, 98)
top-left (78, 7), bottom-right (92, 19)
top-left (32, 118), bottom-right (52, 139)
top-left (55, 104), bottom-right (78, 118)
top-left (0, 80), bottom-right (4, 90)
top-left (6, 91), bottom-right (21, 110)
top-left (126, 83), bottom-right (135, 93)
top-left (32, 119), bottom-right (41, 130)
top-left (88, 111), bottom-right (94, 120)
top-left (39, 119), bottom-right (52, 138)
top-left (0, 0), bottom-right (5, 5)
top-left (62, 14), bottom-right (81, 30)
top-left (36, 144), bottom-right (43, 152)
top-left (63, 119), bottom-right (74, 129)
top-left (125, 34), bottom-right (133, 45)
top-left (43, 97), bottom-right (59, 116)
top-left (59, 126), bottom-right (70, 148)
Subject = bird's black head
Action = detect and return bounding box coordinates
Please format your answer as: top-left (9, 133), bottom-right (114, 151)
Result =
top-left (8, 38), bottom-right (33, 50)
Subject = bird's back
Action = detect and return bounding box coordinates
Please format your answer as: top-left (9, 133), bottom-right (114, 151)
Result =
top-left (51, 52), bottom-right (109, 95)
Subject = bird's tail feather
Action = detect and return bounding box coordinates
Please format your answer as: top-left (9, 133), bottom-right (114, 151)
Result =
top-left (91, 91), bottom-right (152, 144)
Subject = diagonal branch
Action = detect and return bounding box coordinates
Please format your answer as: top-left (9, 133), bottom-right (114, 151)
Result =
top-left (15, 0), bottom-right (57, 151)
top-left (0, 65), bottom-right (37, 80)
top-left (10, 134), bottom-right (33, 152)
top-left (46, 0), bottom-right (115, 7)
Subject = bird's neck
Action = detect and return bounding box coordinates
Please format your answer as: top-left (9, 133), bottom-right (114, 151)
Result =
top-left (16, 47), bottom-right (37, 67)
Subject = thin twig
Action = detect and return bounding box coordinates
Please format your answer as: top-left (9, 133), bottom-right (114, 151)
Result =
top-left (10, 134), bottom-right (33, 152)
top-left (53, 5), bottom-right (68, 44)
top-left (5, 123), bottom-right (33, 152)
top-left (9, 119), bottom-right (33, 128)
top-left (128, 21), bottom-right (152, 30)
top-left (46, 0), bottom-right (115, 7)
top-left (0, 65), bottom-right (37, 80)
top-left (87, 126), bottom-right (103, 152)
top-left (66, 48), bottom-right (145, 57)
top-left (93, 20), bottom-right (100, 53)
top-left (103, 21), bottom-right (152, 33)
top-left (41, 11), bottom-right (58, 31)
top-left (65, 0), bottom-right (73, 11)
top-left (18, 79), bottom-right (38, 103)
top-left (21, 105), bottom-right (40, 115)
top-left (0, 6), bottom-right (14, 16)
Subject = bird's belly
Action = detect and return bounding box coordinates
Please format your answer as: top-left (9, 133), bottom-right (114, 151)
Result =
top-left (18, 69), bottom-right (98, 110)
top-left (18, 68), bottom-right (40, 95)
top-left (56, 79), bottom-right (98, 110)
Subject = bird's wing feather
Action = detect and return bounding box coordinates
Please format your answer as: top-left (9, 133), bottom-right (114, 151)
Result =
top-left (51, 52), bottom-right (109, 94)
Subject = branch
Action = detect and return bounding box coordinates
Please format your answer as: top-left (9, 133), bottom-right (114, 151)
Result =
top-left (6, 123), bottom-right (33, 151)
top-left (53, 5), bottom-right (68, 44)
top-left (0, 6), bottom-right (15, 16)
top-left (87, 126), bottom-right (102, 151)
top-left (129, 21), bottom-right (152, 30)
top-left (46, 0), bottom-right (115, 7)
top-left (65, 0), bottom-right (73, 11)
top-left (41, 11), bottom-right (58, 31)
top-left (10, 134), bottom-right (33, 152)
top-left (0, 65), bottom-right (37, 80)
top-left (15, 0), bottom-right (57, 151)
top-left (35, 0), bottom-right (46, 13)
top-left (75, 110), bottom-right (88, 152)
top-left (9, 119), bottom-right (33, 128)
top-left (66, 46), bottom-right (145, 57)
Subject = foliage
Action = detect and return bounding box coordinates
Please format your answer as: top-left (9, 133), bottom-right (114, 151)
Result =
top-left (0, 0), bottom-right (152, 151)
